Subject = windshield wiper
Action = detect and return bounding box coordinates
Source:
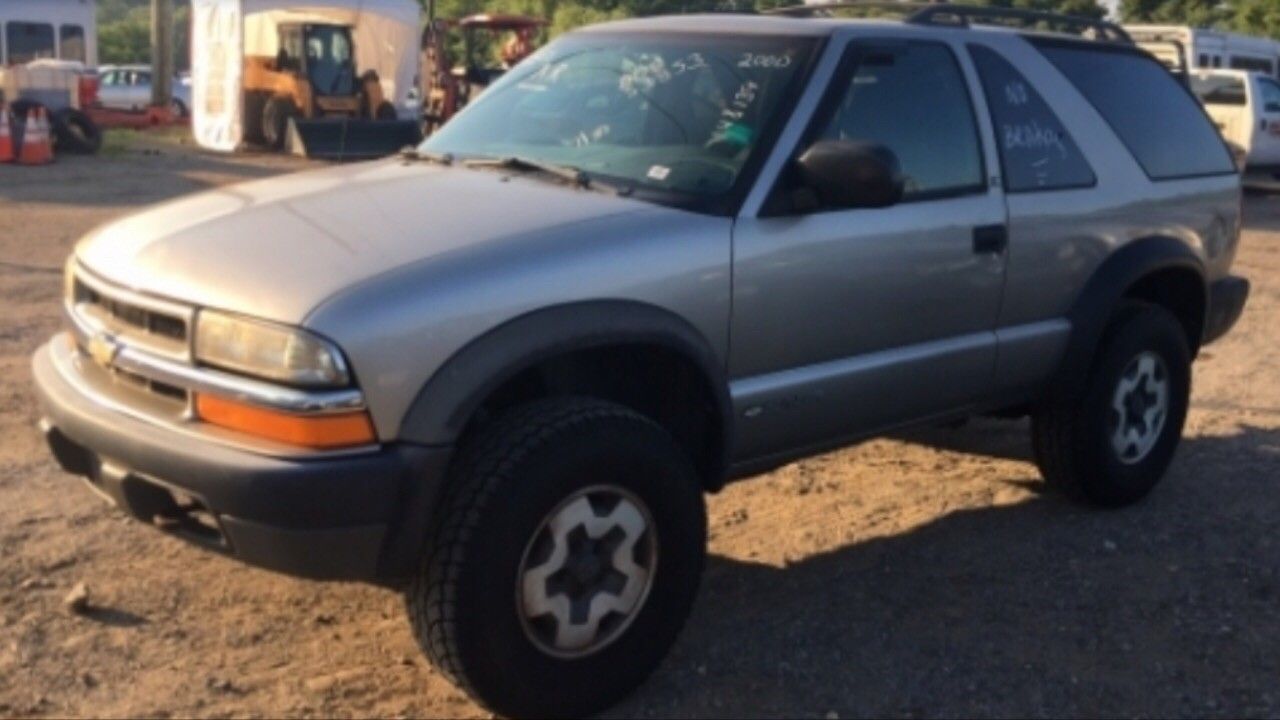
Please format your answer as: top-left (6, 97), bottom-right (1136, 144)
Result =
top-left (462, 155), bottom-right (630, 196)
top-left (400, 147), bottom-right (454, 166)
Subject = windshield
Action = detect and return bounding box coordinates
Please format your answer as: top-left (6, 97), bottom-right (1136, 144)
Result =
top-left (306, 25), bottom-right (355, 96)
top-left (1192, 75), bottom-right (1248, 107)
top-left (421, 33), bottom-right (818, 210)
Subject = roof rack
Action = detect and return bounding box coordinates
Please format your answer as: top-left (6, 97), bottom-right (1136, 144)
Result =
top-left (767, 2), bottom-right (1133, 44)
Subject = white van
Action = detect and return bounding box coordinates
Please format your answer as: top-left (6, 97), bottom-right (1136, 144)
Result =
top-left (1190, 69), bottom-right (1280, 170)
top-left (1, 0), bottom-right (97, 67)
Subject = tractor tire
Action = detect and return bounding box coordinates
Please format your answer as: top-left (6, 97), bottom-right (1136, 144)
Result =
top-left (51, 108), bottom-right (103, 155)
top-left (1031, 301), bottom-right (1191, 507)
top-left (405, 397), bottom-right (707, 718)
top-left (262, 96), bottom-right (299, 150)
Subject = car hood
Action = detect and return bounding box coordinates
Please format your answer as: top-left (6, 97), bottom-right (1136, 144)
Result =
top-left (75, 160), bottom-right (654, 324)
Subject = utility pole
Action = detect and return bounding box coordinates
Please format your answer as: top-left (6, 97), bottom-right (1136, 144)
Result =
top-left (150, 0), bottom-right (174, 110)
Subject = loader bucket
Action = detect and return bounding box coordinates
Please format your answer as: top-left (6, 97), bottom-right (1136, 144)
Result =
top-left (285, 118), bottom-right (422, 161)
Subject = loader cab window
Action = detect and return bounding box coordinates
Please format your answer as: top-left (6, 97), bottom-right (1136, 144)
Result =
top-left (304, 25), bottom-right (355, 96)
top-left (278, 26), bottom-right (304, 72)
top-left (6, 22), bottom-right (56, 65)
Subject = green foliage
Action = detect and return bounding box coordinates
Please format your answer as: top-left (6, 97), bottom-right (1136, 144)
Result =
top-left (97, 0), bottom-right (191, 68)
top-left (1121, 0), bottom-right (1280, 38)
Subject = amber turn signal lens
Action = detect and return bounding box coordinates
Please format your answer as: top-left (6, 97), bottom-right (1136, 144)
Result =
top-left (195, 394), bottom-right (376, 449)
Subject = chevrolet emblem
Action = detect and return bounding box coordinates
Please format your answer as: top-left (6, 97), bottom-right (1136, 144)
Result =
top-left (86, 334), bottom-right (120, 367)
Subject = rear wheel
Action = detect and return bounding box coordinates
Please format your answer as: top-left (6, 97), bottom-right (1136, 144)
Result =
top-left (262, 96), bottom-right (299, 150)
top-left (1032, 301), bottom-right (1191, 506)
top-left (405, 397), bottom-right (706, 717)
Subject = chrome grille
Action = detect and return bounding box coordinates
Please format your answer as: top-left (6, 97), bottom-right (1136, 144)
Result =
top-left (69, 269), bottom-right (193, 362)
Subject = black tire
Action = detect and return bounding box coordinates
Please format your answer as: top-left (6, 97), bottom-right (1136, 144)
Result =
top-left (406, 397), bottom-right (707, 718)
top-left (262, 96), bottom-right (299, 150)
top-left (1032, 301), bottom-right (1191, 507)
top-left (51, 108), bottom-right (102, 155)
top-left (170, 98), bottom-right (188, 119)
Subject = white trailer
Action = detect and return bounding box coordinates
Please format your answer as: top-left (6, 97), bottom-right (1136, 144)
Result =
top-left (0, 0), bottom-right (97, 67)
top-left (1127, 25), bottom-right (1280, 78)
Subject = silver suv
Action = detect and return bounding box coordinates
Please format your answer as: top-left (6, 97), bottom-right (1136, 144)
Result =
top-left (34, 6), bottom-right (1249, 716)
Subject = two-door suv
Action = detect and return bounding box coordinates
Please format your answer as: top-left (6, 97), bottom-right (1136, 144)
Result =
top-left (34, 4), bottom-right (1249, 716)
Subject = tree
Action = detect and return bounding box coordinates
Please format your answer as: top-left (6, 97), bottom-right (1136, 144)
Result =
top-left (1121, 0), bottom-right (1224, 26)
top-left (97, 0), bottom-right (190, 68)
top-left (1227, 0), bottom-right (1280, 38)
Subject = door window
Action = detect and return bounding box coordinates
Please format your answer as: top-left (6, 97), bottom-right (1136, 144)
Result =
top-left (813, 41), bottom-right (985, 202)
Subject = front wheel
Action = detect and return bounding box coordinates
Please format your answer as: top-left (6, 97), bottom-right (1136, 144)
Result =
top-left (1032, 301), bottom-right (1192, 506)
top-left (406, 397), bottom-right (707, 718)
top-left (261, 96), bottom-right (299, 150)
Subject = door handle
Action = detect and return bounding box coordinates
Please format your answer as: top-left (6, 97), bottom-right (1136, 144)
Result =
top-left (973, 224), bottom-right (1008, 255)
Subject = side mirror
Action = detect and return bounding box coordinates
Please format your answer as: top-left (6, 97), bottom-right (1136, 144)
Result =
top-left (794, 140), bottom-right (905, 210)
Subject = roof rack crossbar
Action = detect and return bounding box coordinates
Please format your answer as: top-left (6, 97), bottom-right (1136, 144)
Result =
top-left (767, 2), bottom-right (1133, 44)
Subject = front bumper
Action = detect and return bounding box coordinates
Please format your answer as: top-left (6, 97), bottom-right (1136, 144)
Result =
top-left (1203, 275), bottom-right (1250, 346)
top-left (32, 340), bottom-right (450, 583)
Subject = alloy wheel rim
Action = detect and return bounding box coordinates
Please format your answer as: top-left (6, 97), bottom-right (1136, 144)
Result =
top-left (1109, 351), bottom-right (1170, 465)
top-left (517, 485), bottom-right (658, 659)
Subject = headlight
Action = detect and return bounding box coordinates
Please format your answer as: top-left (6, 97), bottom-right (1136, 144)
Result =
top-left (195, 311), bottom-right (350, 387)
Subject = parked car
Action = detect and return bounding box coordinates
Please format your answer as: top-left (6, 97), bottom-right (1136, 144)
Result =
top-left (33, 5), bottom-right (1249, 717)
top-left (1191, 68), bottom-right (1280, 172)
top-left (95, 64), bottom-right (191, 116)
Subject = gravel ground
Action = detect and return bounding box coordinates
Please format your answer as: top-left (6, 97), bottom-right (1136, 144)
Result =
top-left (1, 139), bottom-right (1278, 719)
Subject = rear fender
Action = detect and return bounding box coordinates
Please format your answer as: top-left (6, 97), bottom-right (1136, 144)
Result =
top-left (1051, 236), bottom-right (1205, 398)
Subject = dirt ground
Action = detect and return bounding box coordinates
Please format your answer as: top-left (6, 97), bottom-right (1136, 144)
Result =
top-left (1, 135), bottom-right (1278, 719)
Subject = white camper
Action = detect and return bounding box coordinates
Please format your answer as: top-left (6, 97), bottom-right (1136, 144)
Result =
top-left (190, 0), bottom-right (421, 153)
top-left (1127, 25), bottom-right (1280, 78)
top-left (1, 0), bottom-right (97, 67)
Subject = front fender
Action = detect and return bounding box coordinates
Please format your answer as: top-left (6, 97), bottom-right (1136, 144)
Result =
top-left (398, 300), bottom-right (733, 451)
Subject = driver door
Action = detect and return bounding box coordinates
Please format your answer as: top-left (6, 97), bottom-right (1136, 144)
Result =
top-left (729, 39), bottom-right (1008, 461)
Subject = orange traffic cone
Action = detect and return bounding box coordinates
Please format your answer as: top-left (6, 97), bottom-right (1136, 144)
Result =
top-left (0, 106), bottom-right (14, 163)
top-left (18, 107), bottom-right (53, 166)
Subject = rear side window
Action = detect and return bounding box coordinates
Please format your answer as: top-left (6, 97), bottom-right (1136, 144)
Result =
top-left (968, 44), bottom-right (1094, 192)
top-left (1191, 75), bottom-right (1247, 106)
top-left (817, 41), bottom-right (985, 200)
top-left (1039, 43), bottom-right (1235, 180)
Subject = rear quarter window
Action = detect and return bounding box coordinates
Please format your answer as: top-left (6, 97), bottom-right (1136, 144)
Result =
top-left (1038, 42), bottom-right (1235, 180)
top-left (968, 44), bottom-right (1095, 193)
